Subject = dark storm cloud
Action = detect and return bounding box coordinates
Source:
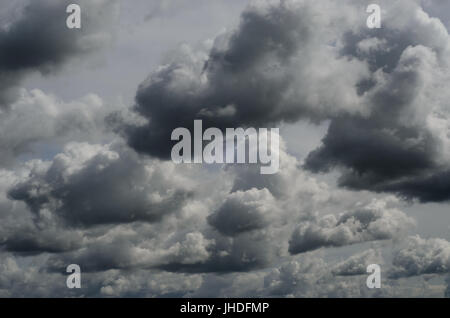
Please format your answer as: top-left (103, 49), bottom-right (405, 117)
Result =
top-left (381, 170), bottom-right (450, 202)
top-left (305, 44), bottom-right (450, 202)
top-left (0, 0), bottom-right (118, 108)
top-left (208, 188), bottom-right (275, 236)
top-left (121, 0), bottom-right (450, 204)
top-left (302, 1), bottom-right (450, 202)
top-left (7, 142), bottom-right (193, 227)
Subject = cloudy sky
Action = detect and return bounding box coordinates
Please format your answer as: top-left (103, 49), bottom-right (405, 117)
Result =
top-left (1, 0), bottom-right (450, 297)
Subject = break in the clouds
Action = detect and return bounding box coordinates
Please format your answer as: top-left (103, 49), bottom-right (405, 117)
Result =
top-left (1, 0), bottom-right (450, 298)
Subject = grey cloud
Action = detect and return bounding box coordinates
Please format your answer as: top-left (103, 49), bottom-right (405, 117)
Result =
top-left (304, 1), bottom-right (450, 202)
top-left (0, 250), bottom-right (204, 297)
top-left (144, 138), bottom-right (336, 274)
top-left (0, 89), bottom-right (117, 167)
top-left (262, 253), bottom-right (392, 297)
top-left (208, 188), bottom-right (277, 236)
top-left (2, 0), bottom-right (450, 298)
top-left (120, 0), bottom-right (450, 205)
top-left (47, 231), bottom-right (213, 273)
top-left (0, 168), bottom-right (85, 254)
top-left (390, 235), bottom-right (450, 278)
top-left (332, 249), bottom-right (383, 276)
top-left (120, 0), bottom-right (369, 159)
top-left (158, 230), bottom-right (279, 274)
top-left (190, 251), bottom-right (406, 297)
top-left (97, 270), bottom-right (203, 297)
top-left (289, 198), bottom-right (415, 254)
top-left (263, 257), bottom-right (328, 297)
top-left (2, 229), bottom-right (83, 254)
top-left (0, 0), bottom-right (118, 108)
top-left (8, 142), bottom-right (193, 227)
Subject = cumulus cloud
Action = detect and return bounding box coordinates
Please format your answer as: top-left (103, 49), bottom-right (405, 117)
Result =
top-left (261, 253), bottom-right (395, 297)
top-left (0, 250), bottom-right (205, 297)
top-left (45, 231), bottom-right (213, 272)
top-left (289, 197), bottom-right (415, 254)
top-left (119, 0), bottom-right (370, 159)
top-left (208, 188), bottom-right (278, 236)
top-left (7, 142), bottom-right (194, 227)
top-left (0, 89), bottom-right (117, 167)
top-left (390, 235), bottom-right (450, 278)
top-left (332, 249), bottom-right (383, 276)
top-left (1, 0), bottom-right (450, 298)
top-left (143, 137), bottom-right (341, 274)
top-left (304, 1), bottom-right (450, 202)
top-left (118, 0), bottom-right (450, 205)
top-left (0, 166), bottom-right (85, 254)
top-left (97, 270), bottom-right (203, 297)
top-left (0, 0), bottom-right (119, 108)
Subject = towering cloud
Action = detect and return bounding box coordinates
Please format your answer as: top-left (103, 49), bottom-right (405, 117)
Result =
top-left (121, 0), bottom-right (450, 204)
top-left (304, 1), bottom-right (450, 202)
top-left (120, 0), bottom-right (370, 159)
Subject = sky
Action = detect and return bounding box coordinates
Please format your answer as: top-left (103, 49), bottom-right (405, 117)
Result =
top-left (0, 0), bottom-right (450, 297)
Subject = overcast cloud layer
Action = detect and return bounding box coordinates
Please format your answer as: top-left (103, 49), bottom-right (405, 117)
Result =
top-left (0, 0), bottom-right (450, 298)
